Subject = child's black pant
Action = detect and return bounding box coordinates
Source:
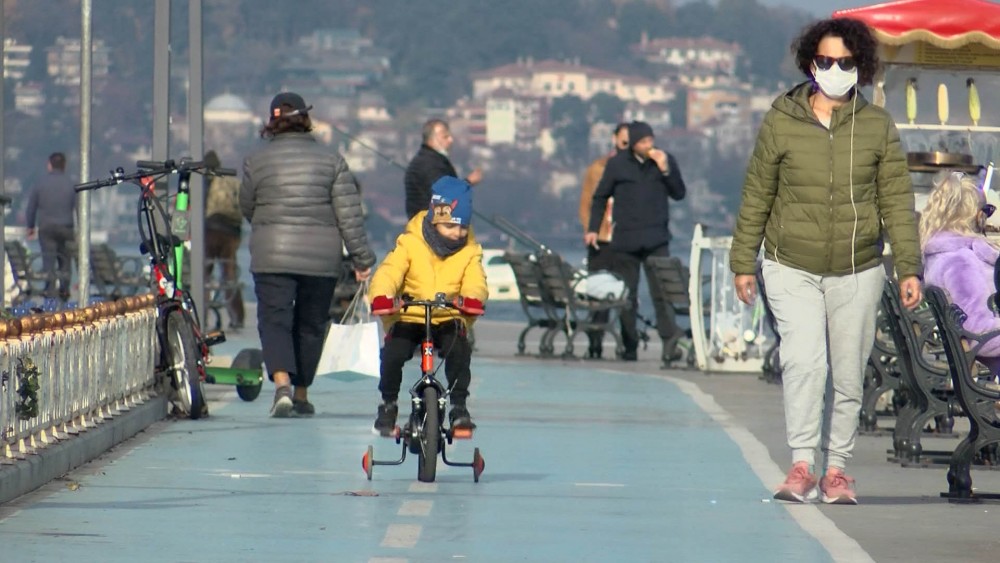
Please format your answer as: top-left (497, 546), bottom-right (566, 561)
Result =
top-left (379, 320), bottom-right (471, 405)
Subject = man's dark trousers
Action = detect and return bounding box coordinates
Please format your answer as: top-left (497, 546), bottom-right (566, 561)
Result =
top-left (39, 224), bottom-right (74, 300)
top-left (612, 243), bottom-right (681, 358)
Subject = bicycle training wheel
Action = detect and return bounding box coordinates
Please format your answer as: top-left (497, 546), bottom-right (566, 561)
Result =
top-left (417, 386), bottom-right (440, 483)
top-left (165, 308), bottom-right (207, 419)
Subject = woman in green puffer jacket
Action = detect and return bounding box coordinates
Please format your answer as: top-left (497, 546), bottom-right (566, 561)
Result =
top-left (729, 18), bottom-right (922, 505)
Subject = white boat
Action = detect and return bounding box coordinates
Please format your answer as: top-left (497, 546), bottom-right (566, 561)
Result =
top-left (483, 248), bottom-right (520, 301)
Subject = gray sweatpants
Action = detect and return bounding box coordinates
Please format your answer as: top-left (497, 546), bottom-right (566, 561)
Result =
top-left (761, 259), bottom-right (884, 471)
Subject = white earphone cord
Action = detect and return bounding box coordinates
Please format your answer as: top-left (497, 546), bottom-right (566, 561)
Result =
top-left (849, 92), bottom-right (858, 292)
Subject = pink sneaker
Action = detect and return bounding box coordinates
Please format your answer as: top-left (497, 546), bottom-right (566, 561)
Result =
top-left (820, 467), bottom-right (858, 504)
top-left (774, 462), bottom-right (818, 502)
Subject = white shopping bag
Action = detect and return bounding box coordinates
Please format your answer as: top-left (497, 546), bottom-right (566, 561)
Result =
top-left (316, 281), bottom-right (382, 380)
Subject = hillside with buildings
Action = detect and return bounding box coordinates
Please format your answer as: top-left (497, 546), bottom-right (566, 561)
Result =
top-left (0, 0), bottom-right (813, 248)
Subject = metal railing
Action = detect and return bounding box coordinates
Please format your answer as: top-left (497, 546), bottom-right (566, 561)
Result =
top-left (0, 295), bottom-right (158, 461)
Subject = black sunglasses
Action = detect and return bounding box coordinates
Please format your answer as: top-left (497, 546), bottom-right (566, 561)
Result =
top-left (813, 55), bottom-right (857, 72)
top-left (983, 204), bottom-right (996, 218)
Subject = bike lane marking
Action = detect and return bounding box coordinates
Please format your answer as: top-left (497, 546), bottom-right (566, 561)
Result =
top-left (380, 523), bottom-right (422, 548)
top-left (397, 500), bottom-right (433, 516)
top-left (660, 374), bottom-right (876, 563)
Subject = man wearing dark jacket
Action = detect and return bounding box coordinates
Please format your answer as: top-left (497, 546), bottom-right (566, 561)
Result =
top-left (26, 152), bottom-right (77, 301)
top-left (585, 121), bottom-right (686, 361)
top-left (403, 119), bottom-right (481, 218)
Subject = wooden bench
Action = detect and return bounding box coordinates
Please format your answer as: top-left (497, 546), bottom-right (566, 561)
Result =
top-left (503, 251), bottom-right (560, 356)
top-left (880, 277), bottom-right (961, 466)
top-left (535, 252), bottom-right (629, 359)
top-left (90, 243), bottom-right (147, 301)
top-left (4, 240), bottom-right (45, 304)
top-left (925, 284), bottom-right (1000, 502)
top-left (858, 289), bottom-right (903, 435)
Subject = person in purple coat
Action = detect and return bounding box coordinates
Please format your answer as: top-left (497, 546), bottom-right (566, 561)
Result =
top-left (920, 170), bottom-right (1000, 374)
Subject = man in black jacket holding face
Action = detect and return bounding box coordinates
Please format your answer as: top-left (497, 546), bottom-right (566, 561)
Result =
top-left (404, 119), bottom-right (482, 218)
top-left (584, 121), bottom-right (686, 362)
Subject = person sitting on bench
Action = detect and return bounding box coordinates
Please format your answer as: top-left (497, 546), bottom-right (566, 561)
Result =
top-left (920, 170), bottom-right (1000, 375)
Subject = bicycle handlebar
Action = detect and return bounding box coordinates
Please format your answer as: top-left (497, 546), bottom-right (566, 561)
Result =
top-left (137, 159), bottom-right (236, 177)
top-left (400, 294), bottom-right (459, 310)
top-left (74, 158), bottom-right (237, 192)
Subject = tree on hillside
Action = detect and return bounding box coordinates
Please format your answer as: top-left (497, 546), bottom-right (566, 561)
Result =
top-left (550, 95), bottom-right (590, 166)
top-left (588, 93), bottom-right (625, 125)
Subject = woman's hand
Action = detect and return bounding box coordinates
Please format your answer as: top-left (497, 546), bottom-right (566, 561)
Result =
top-left (899, 275), bottom-right (922, 310)
top-left (355, 267), bottom-right (372, 282)
top-left (734, 274), bottom-right (757, 305)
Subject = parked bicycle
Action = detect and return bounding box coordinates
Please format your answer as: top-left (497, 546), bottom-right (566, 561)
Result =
top-left (75, 158), bottom-right (261, 418)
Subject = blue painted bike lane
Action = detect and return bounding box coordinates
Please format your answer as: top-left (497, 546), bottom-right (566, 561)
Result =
top-left (0, 359), bottom-right (837, 563)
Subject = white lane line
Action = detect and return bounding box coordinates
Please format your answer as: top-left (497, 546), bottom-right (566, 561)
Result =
top-left (574, 482), bottom-right (625, 488)
top-left (663, 375), bottom-right (877, 563)
top-left (407, 482), bottom-right (438, 493)
top-left (380, 524), bottom-right (422, 548)
top-left (397, 500), bottom-right (433, 517)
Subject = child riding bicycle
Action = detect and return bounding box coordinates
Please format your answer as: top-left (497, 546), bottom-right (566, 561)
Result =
top-left (370, 176), bottom-right (487, 435)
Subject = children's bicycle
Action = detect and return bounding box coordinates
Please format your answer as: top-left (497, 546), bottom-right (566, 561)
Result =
top-left (75, 159), bottom-right (262, 418)
top-left (362, 293), bottom-right (485, 483)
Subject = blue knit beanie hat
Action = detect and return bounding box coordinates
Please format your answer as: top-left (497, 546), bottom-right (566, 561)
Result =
top-left (429, 176), bottom-right (473, 226)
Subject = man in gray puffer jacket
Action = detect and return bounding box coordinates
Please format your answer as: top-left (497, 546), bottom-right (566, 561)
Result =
top-left (241, 92), bottom-right (376, 418)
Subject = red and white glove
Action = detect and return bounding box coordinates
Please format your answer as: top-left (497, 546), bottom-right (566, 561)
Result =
top-left (453, 296), bottom-right (485, 316)
top-left (371, 295), bottom-right (401, 316)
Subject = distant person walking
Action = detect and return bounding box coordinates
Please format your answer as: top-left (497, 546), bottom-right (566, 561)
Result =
top-left (403, 119), bottom-right (482, 219)
top-left (241, 92), bottom-right (376, 418)
top-left (579, 122), bottom-right (629, 358)
top-left (203, 149), bottom-right (246, 330)
top-left (584, 121), bottom-right (686, 362)
top-left (25, 152), bottom-right (77, 302)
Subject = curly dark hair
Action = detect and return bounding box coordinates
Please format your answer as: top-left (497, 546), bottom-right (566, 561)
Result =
top-left (792, 18), bottom-right (879, 86)
top-left (259, 111), bottom-right (313, 138)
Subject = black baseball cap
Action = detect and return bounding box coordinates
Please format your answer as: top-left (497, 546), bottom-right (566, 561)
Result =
top-left (269, 92), bottom-right (312, 118)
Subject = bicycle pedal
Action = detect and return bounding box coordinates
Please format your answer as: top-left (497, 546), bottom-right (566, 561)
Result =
top-left (204, 330), bottom-right (226, 347)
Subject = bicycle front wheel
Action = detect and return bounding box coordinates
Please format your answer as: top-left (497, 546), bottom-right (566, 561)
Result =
top-left (417, 386), bottom-right (440, 483)
top-left (165, 308), bottom-right (207, 419)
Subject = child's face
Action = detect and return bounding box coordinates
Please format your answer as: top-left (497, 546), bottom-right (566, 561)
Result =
top-left (435, 222), bottom-right (469, 241)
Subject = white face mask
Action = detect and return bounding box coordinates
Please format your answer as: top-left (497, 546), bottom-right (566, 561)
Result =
top-left (813, 65), bottom-right (858, 98)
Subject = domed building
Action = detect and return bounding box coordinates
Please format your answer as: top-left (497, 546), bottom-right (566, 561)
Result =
top-left (204, 93), bottom-right (258, 125)
top-left (203, 93), bottom-right (260, 162)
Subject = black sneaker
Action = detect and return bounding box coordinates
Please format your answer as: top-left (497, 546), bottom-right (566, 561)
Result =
top-left (292, 399), bottom-right (315, 417)
top-left (449, 405), bottom-right (477, 430)
top-left (270, 386), bottom-right (294, 418)
top-left (373, 401), bottom-right (398, 436)
top-left (620, 350), bottom-right (638, 361)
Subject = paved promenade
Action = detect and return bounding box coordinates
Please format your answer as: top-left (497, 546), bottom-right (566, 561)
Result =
top-left (1, 317), bottom-right (998, 562)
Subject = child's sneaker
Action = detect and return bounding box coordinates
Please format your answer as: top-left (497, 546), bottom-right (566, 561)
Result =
top-left (773, 462), bottom-right (818, 503)
top-left (820, 467), bottom-right (858, 504)
top-left (372, 401), bottom-right (398, 436)
top-left (449, 405), bottom-right (477, 430)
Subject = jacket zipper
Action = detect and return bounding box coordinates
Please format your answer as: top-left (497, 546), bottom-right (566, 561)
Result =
top-left (828, 125), bottom-right (835, 271)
